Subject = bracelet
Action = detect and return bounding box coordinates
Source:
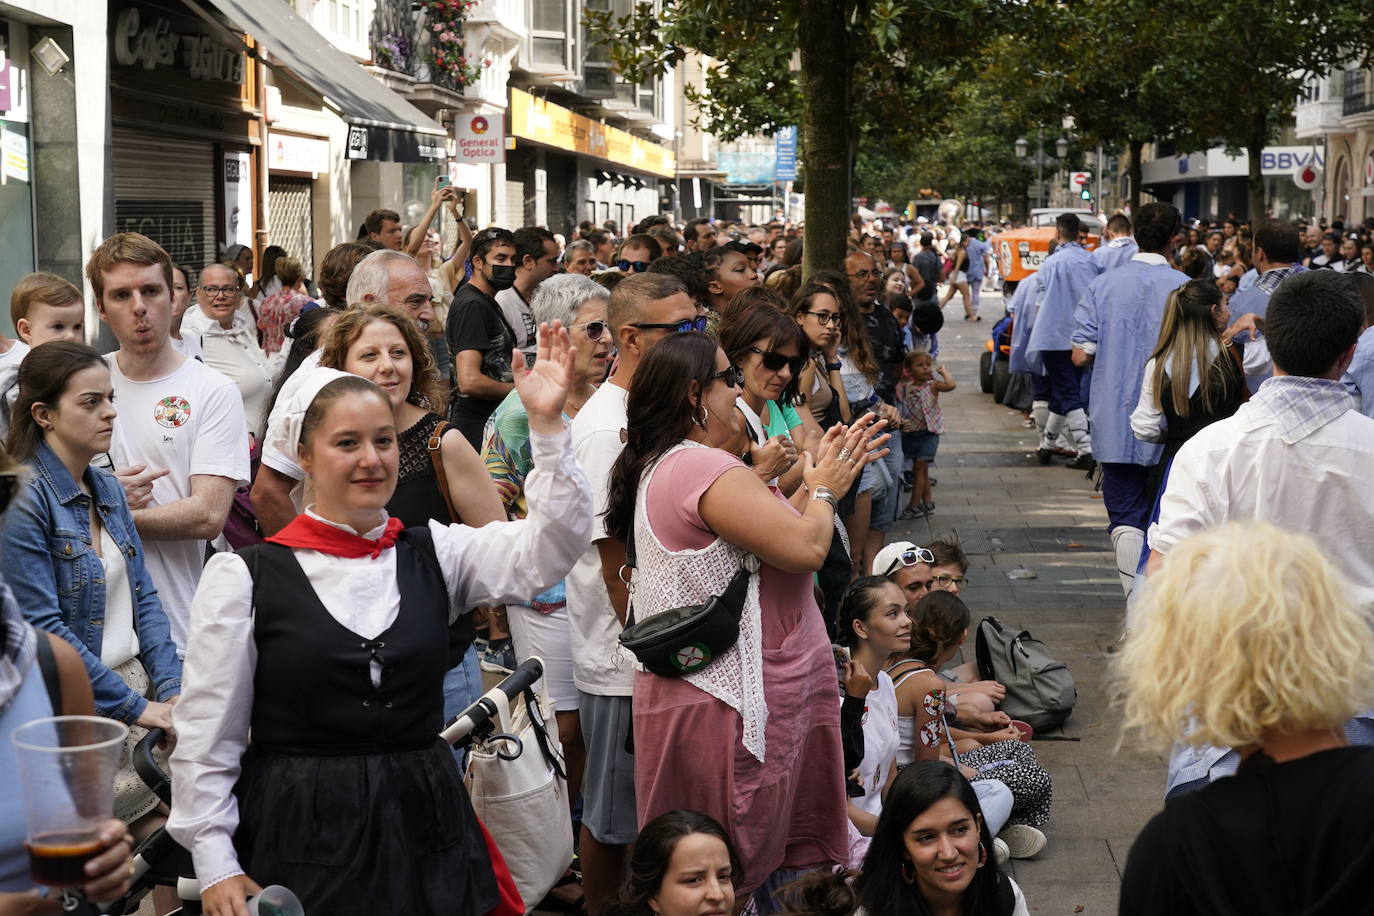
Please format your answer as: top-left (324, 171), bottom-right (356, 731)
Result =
top-left (811, 486), bottom-right (839, 512)
top-left (825, 361), bottom-right (842, 372)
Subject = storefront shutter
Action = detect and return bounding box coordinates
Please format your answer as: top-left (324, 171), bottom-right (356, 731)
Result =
top-left (112, 127), bottom-right (218, 286)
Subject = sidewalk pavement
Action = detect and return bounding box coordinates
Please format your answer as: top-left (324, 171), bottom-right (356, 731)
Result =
top-left (888, 290), bottom-right (1163, 915)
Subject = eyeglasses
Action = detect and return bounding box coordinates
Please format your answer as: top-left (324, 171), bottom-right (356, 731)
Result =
top-left (713, 366), bottom-right (745, 388)
top-left (847, 269), bottom-right (880, 280)
top-left (617, 259), bottom-right (650, 273)
top-left (199, 285), bottom-right (239, 298)
top-left (801, 310), bottom-right (843, 327)
top-left (747, 346), bottom-right (806, 375)
top-left (931, 574), bottom-right (969, 589)
top-left (572, 320), bottom-right (607, 341)
top-left (882, 546), bottom-right (936, 576)
top-left (631, 315), bottom-right (709, 334)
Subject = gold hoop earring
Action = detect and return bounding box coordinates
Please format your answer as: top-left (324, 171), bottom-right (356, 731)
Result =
top-left (977, 842), bottom-right (987, 869)
top-left (900, 859), bottom-right (915, 884)
top-left (693, 404), bottom-right (708, 428)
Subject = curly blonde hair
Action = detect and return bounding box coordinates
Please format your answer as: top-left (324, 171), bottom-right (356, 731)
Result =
top-left (319, 304), bottom-right (447, 413)
top-left (1115, 521), bottom-right (1374, 751)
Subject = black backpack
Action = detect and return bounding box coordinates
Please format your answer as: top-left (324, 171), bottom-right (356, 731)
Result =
top-left (975, 616), bottom-right (1077, 732)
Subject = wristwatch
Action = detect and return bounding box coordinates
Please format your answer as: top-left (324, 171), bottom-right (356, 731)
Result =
top-left (825, 361), bottom-right (842, 372)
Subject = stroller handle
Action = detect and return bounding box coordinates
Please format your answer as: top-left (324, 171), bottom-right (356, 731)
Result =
top-left (134, 727), bottom-right (173, 806)
top-left (440, 657), bottom-right (544, 747)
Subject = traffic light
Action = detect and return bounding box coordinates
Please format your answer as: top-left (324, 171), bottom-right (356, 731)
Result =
top-left (1080, 188), bottom-right (1092, 200)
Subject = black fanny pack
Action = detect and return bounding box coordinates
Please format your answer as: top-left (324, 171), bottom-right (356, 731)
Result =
top-left (616, 511), bottom-right (755, 678)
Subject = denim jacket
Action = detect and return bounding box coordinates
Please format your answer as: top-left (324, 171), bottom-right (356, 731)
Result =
top-left (0, 440), bottom-right (181, 723)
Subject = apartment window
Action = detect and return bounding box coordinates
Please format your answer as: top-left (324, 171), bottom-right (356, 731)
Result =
top-left (307, 0), bottom-right (366, 57)
top-left (530, 0), bottom-right (573, 69)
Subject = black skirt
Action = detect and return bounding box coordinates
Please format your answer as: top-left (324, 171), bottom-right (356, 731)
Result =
top-left (232, 739), bottom-right (497, 916)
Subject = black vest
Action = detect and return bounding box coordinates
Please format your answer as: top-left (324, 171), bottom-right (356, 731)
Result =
top-left (241, 529), bottom-right (451, 753)
top-left (1159, 347), bottom-right (1246, 448)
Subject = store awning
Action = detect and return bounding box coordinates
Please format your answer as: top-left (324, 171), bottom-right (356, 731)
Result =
top-left (188, 0), bottom-right (445, 160)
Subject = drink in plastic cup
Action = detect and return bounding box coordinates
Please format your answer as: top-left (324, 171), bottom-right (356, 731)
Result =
top-left (11, 715), bottom-right (128, 887)
top-left (248, 885), bottom-right (305, 915)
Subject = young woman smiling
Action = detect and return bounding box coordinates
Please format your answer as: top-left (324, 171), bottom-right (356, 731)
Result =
top-left (167, 325), bottom-right (592, 916)
top-left (854, 762), bottom-right (1029, 916)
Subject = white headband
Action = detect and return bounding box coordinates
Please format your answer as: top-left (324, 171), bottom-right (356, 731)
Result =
top-left (264, 366), bottom-right (354, 464)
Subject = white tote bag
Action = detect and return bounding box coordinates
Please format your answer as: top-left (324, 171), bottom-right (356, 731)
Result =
top-left (464, 658), bottom-right (574, 912)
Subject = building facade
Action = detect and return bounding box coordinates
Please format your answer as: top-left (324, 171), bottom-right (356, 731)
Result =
top-left (1295, 66), bottom-right (1374, 226)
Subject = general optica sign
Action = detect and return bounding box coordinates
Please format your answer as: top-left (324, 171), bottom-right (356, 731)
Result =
top-left (454, 113), bottom-right (505, 163)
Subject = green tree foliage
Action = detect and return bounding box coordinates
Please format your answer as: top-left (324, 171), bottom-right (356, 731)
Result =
top-left (587, 0), bottom-right (1009, 275)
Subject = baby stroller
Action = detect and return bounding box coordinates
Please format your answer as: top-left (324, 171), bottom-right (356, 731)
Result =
top-left (94, 658), bottom-right (549, 915)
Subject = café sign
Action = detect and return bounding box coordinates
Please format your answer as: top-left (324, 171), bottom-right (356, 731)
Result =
top-left (113, 6), bottom-right (244, 84)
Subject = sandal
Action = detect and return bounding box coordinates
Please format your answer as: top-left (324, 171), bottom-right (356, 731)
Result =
top-left (898, 505), bottom-right (929, 520)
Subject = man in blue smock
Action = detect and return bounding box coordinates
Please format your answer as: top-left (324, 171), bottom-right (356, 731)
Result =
top-left (1026, 213), bottom-right (1102, 469)
top-left (1070, 202), bottom-right (1188, 599)
top-left (1227, 220), bottom-right (1304, 391)
top-left (1092, 213), bottom-right (1139, 272)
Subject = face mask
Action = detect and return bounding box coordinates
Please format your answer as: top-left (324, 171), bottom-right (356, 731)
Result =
top-left (487, 264), bottom-right (517, 291)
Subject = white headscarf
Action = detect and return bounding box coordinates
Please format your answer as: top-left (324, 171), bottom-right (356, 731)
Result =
top-left (263, 366), bottom-right (353, 467)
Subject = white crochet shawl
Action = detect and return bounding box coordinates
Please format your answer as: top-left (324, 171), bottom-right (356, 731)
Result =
top-left (629, 442), bottom-right (768, 762)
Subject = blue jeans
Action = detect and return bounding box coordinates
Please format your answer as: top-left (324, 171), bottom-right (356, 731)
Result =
top-left (442, 644), bottom-right (483, 771)
top-left (870, 433), bottom-right (904, 532)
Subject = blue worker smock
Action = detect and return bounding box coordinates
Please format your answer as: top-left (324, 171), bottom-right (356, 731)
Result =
top-left (1071, 256), bottom-right (1190, 465)
top-left (1026, 243), bottom-right (1101, 371)
top-left (1092, 237), bottom-right (1139, 272)
top-left (1007, 273), bottom-right (1041, 376)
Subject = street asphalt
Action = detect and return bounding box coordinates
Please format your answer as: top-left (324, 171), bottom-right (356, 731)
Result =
top-left (891, 288), bottom-right (1163, 915)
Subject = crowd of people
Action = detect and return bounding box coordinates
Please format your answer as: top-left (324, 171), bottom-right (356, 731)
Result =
top-left (0, 190), bottom-right (1370, 916)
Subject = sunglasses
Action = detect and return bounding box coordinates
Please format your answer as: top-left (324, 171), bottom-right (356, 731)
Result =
top-left (883, 546), bottom-right (936, 576)
top-left (631, 315), bottom-right (709, 334)
top-left (713, 366), bottom-right (745, 388)
top-left (573, 320), bottom-right (607, 341)
top-left (617, 259), bottom-right (650, 273)
top-left (748, 346), bottom-right (806, 375)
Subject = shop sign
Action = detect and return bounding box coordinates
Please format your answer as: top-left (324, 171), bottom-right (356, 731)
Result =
top-left (1, 126), bottom-right (28, 183)
top-left (0, 58), bottom-right (12, 114)
top-left (454, 113), bottom-right (504, 163)
top-left (112, 6), bottom-right (244, 85)
top-left (268, 132), bottom-right (329, 175)
top-left (509, 88), bottom-right (674, 179)
top-left (775, 126), bottom-right (797, 181)
top-left (223, 151), bottom-right (252, 249)
top-left (346, 124), bottom-right (444, 163)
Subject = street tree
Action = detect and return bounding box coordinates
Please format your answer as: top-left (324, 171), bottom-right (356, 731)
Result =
top-left (586, 0), bottom-right (1010, 277)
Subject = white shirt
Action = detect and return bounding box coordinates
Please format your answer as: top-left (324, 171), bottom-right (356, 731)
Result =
top-left (185, 313), bottom-right (277, 439)
top-left (98, 526), bottom-right (138, 668)
top-left (1130, 342), bottom-right (1271, 442)
top-left (106, 352), bottom-right (250, 654)
top-left (1149, 401), bottom-right (1374, 604)
top-left (566, 382), bottom-right (635, 696)
top-left (167, 427), bottom-right (591, 892)
top-left (495, 286), bottom-right (537, 350)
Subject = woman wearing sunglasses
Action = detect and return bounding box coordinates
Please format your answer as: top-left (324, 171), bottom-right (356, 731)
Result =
top-left (719, 300), bottom-right (824, 496)
top-left (602, 332), bottom-right (889, 897)
top-left (481, 275), bottom-right (612, 818)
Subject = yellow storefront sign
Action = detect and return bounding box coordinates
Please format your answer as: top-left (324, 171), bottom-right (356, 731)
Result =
top-left (509, 88), bottom-right (675, 179)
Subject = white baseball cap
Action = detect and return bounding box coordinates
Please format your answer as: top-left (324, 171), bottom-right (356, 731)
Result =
top-left (872, 541), bottom-right (935, 577)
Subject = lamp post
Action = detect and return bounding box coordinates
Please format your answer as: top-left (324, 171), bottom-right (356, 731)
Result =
top-left (1015, 129), bottom-right (1070, 210)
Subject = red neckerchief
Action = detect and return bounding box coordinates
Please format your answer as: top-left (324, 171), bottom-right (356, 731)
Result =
top-left (266, 513), bottom-right (405, 559)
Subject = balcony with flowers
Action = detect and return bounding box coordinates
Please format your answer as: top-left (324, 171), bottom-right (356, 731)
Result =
top-left (368, 0), bottom-right (489, 105)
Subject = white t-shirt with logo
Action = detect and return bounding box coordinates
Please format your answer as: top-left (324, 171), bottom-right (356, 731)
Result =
top-left (107, 352), bottom-right (250, 655)
top-left (566, 382), bottom-right (634, 696)
top-left (0, 340), bottom-right (31, 442)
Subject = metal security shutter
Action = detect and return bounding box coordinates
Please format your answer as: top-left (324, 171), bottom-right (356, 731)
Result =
top-left (112, 127), bottom-right (217, 286)
top-left (505, 180), bottom-right (526, 228)
top-left (268, 176), bottom-right (314, 278)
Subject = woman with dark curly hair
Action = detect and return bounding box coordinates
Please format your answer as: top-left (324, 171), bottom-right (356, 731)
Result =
top-left (603, 810), bottom-right (741, 916)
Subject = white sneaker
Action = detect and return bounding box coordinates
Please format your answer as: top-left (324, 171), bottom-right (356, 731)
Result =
top-left (998, 824), bottom-right (1046, 859)
top-left (992, 837), bottom-right (1010, 865)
